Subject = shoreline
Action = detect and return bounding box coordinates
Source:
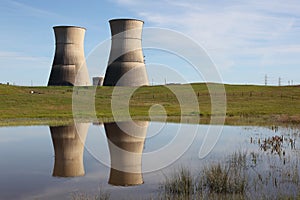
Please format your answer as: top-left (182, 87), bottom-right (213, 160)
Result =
top-left (1, 114), bottom-right (300, 127)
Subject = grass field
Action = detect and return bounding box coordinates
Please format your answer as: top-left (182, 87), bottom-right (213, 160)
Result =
top-left (0, 83), bottom-right (299, 126)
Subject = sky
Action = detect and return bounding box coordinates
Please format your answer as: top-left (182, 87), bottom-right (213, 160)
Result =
top-left (0, 0), bottom-right (300, 86)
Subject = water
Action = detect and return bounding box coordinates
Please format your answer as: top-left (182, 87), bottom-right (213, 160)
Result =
top-left (0, 122), bottom-right (299, 199)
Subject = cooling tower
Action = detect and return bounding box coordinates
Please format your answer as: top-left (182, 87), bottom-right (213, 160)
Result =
top-left (50, 123), bottom-right (90, 177)
top-left (48, 26), bottom-right (90, 86)
top-left (93, 76), bottom-right (104, 86)
top-left (103, 19), bottom-right (149, 86)
top-left (104, 121), bottom-right (148, 186)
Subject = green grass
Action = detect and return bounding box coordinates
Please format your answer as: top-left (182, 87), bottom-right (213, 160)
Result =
top-left (0, 83), bottom-right (300, 126)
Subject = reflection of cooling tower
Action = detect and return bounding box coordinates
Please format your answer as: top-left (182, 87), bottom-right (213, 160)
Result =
top-left (50, 123), bottom-right (90, 177)
top-left (103, 19), bottom-right (149, 86)
top-left (48, 26), bottom-right (90, 86)
top-left (104, 121), bottom-right (148, 186)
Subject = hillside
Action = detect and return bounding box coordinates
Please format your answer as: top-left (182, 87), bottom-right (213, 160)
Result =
top-left (0, 83), bottom-right (299, 126)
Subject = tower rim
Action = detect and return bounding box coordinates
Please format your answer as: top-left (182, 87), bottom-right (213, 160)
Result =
top-left (53, 25), bottom-right (86, 30)
top-left (109, 18), bottom-right (144, 24)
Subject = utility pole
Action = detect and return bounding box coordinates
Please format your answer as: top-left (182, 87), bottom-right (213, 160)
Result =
top-left (278, 77), bottom-right (281, 86)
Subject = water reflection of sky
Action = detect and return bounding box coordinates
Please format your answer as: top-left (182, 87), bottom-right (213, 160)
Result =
top-left (0, 123), bottom-right (298, 199)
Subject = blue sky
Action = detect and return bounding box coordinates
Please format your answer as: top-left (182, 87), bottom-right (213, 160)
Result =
top-left (0, 0), bottom-right (300, 86)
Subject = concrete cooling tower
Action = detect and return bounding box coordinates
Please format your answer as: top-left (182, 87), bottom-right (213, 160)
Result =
top-left (103, 19), bottom-right (149, 86)
top-left (92, 76), bottom-right (104, 86)
top-left (50, 123), bottom-right (90, 177)
top-left (48, 26), bottom-right (90, 86)
top-left (104, 121), bottom-right (148, 186)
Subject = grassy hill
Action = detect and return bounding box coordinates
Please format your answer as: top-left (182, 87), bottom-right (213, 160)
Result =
top-left (0, 83), bottom-right (299, 126)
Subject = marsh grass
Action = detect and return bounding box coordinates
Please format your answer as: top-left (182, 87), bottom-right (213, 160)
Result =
top-left (71, 189), bottom-right (110, 200)
top-left (159, 151), bottom-right (300, 200)
top-left (199, 151), bottom-right (247, 195)
top-left (159, 167), bottom-right (194, 199)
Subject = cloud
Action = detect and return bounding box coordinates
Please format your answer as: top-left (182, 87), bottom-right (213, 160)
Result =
top-left (6, 0), bottom-right (61, 18)
top-left (0, 51), bottom-right (50, 63)
top-left (0, 51), bottom-right (51, 85)
top-left (114, 0), bottom-right (300, 73)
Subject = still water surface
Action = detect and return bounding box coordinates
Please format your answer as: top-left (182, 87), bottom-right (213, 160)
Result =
top-left (0, 122), bottom-right (299, 199)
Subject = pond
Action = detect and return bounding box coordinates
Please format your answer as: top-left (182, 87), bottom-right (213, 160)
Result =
top-left (0, 122), bottom-right (299, 199)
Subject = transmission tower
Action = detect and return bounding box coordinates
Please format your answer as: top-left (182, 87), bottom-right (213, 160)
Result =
top-left (265, 74), bottom-right (268, 86)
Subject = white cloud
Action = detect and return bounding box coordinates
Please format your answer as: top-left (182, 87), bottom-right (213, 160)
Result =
top-left (112, 0), bottom-right (300, 84)
top-left (0, 51), bottom-right (50, 63)
top-left (7, 0), bottom-right (61, 18)
top-left (115, 0), bottom-right (300, 68)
